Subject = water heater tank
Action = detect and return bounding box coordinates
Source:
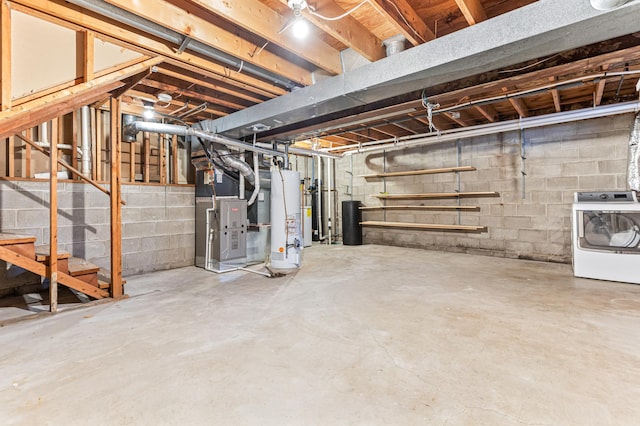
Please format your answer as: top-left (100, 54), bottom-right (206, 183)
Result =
top-left (270, 169), bottom-right (302, 270)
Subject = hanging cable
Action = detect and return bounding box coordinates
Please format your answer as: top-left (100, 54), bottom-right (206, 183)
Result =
top-left (307, 0), bottom-right (370, 21)
top-left (421, 89), bottom-right (440, 133)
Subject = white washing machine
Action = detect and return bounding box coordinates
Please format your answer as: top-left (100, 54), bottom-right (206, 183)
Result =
top-left (572, 191), bottom-right (640, 284)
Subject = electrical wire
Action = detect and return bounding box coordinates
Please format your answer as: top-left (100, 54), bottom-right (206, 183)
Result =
top-left (498, 54), bottom-right (561, 73)
top-left (307, 0), bottom-right (371, 21)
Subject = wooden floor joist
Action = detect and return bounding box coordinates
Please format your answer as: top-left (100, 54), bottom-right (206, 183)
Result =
top-left (360, 221), bottom-right (486, 231)
top-left (360, 205), bottom-right (479, 211)
top-left (359, 166), bottom-right (476, 178)
top-left (373, 191), bottom-right (499, 200)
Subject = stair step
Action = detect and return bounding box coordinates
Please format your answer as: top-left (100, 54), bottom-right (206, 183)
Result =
top-left (98, 280), bottom-right (110, 290)
top-left (35, 247), bottom-right (71, 262)
top-left (0, 233), bottom-right (36, 260)
top-left (0, 233), bottom-right (36, 245)
top-left (68, 257), bottom-right (100, 277)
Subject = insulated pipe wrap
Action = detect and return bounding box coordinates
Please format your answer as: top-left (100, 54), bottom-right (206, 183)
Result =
top-left (629, 113), bottom-right (640, 191)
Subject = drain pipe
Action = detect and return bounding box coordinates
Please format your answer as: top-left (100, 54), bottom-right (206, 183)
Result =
top-left (81, 106), bottom-right (92, 175)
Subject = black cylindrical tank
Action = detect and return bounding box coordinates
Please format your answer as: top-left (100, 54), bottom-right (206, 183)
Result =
top-left (342, 200), bottom-right (363, 245)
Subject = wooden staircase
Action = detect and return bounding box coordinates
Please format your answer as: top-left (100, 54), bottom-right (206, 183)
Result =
top-left (0, 233), bottom-right (110, 299)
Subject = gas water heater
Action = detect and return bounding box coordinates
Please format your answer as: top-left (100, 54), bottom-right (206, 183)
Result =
top-left (270, 169), bottom-right (302, 270)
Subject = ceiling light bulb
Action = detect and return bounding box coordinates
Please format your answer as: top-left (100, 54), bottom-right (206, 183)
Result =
top-left (292, 19), bottom-right (309, 39)
top-left (143, 108), bottom-right (155, 119)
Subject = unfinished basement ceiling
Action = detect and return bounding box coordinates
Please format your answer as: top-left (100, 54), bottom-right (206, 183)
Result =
top-left (7, 0), bottom-right (640, 149)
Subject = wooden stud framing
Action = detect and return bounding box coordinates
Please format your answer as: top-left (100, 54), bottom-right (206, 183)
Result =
top-left (143, 132), bottom-right (150, 183)
top-left (25, 127), bottom-right (33, 177)
top-left (171, 134), bottom-right (178, 184)
top-left (15, 133), bottom-right (124, 202)
top-left (0, 57), bottom-right (164, 140)
top-left (0, 0), bottom-right (11, 111)
top-left (109, 97), bottom-right (123, 298)
top-left (160, 134), bottom-right (166, 184)
top-left (83, 30), bottom-right (95, 82)
top-left (49, 122), bottom-right (58, 313)
top-left (6, 136), bottom-right (14, 177)
top-left (129, 142), bottom-right (135, 182)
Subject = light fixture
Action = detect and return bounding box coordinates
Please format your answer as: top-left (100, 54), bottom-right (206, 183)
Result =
top-left (287, 0), bottom-right (307, 16)
top-left (590, 0), bottom-right (630, 10)
top-left (292, 19), bottom-right (309, 39)
top-left (142, 100), bottom-right (155, 120)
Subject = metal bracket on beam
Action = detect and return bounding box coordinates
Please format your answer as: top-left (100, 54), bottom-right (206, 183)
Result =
top-left (176, 36), bottom-right (192, 54)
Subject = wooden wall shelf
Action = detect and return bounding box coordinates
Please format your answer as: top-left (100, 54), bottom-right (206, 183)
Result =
top-left (373, 191), bottom-right (499, 200)
top-left (359, 166), bottom-right (476, 178)
top-left (360, 221), bottom-right (486, 232)
top-left (360, 205), bottom-right (479, 211)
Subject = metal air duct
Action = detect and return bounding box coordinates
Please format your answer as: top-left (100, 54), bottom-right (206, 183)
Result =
top-left (65, 0), bottom-right (299, 90)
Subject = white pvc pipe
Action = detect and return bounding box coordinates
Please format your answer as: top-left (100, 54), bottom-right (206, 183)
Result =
top-left (81, 106), bottom-right (92, 175)
top-left (331, 101), bottom-right (640, 156)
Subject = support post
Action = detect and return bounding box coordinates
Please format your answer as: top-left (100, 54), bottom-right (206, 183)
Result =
top-left (143, 132), bottom-right (150, 183)
top-left (171, 134), bottom-right (178, 184)
top-left (129, 141), bottom-right (135, 182)
top-left (160, 134), bottom-right (167, 184)
top-left (110, 97), bottom-right (123, 298)
top-left (49, 122), bottom-right (58, 313)
top-left (0, 0), bottom-right (11, 111)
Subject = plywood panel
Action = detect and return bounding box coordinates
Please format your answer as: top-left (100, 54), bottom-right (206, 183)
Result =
top-left (11, 10), bottom-right (78, 99)
top-left (94, 37), bottom-right (143, 75)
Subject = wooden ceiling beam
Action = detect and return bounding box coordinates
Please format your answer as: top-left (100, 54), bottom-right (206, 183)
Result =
top-left (369, 0), bottom-right (434, 45)
top-left (169, 0), bottom-right (343, 74)
top-left (101, 0), bottom-right (312, 85)
top-left (12, 0), bottom-right (288, 97)
top-left (594, 64), bottom-right (610, 106)
top-left (474, 105), bottom-right (497, 122)
top-left (548, 77), bottom-right (562, 112)
top-left (454, 0), bottom-right (488, 26)
top-left (122, 91), bottom-right (226, 119)
top-left (293, 0), bottom-right (385, 62)
top-left (443, 112), bottom-right (467, 127)
top-left (138, 79), bottom-right (241, 112)
top-left (157, 66), bottom-right (267, 104)
top-left (502, 87), bottom-right (529, 117)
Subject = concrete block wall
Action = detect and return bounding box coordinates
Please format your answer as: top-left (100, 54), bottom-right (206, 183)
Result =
top-left (334, 114), bottom-right (636, 263)
top-left (0, 181), bottom-right (195, 276)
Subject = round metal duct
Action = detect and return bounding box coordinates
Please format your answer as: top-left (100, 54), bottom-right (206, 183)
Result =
top-left (590, 0), bottom-right (630, 10)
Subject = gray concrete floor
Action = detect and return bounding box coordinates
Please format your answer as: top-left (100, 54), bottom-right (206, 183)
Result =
top-left (1, 244), bottom-right (640, 425)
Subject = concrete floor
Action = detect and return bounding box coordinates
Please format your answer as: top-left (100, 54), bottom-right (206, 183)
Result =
top-left (1, 244), bottom-right (639, 425)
